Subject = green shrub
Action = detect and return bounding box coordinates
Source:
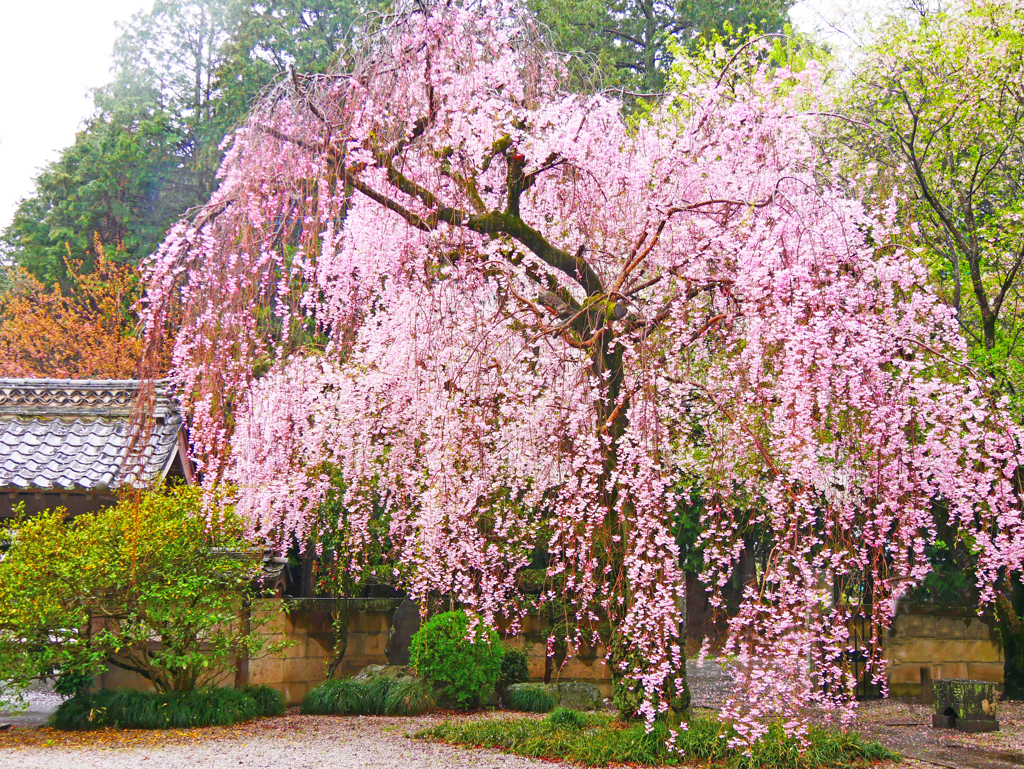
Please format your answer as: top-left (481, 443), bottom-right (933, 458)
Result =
top-left (498, 649), bottom-right (530, 692)
top-left (50, 692), bottom-right (110, 731)
top-left (301, 679), bottom-right (371, 715)
top-left (243, 684), bottom-right (286, 717)
top-left (50, 687), bottom-right (267, 730)
top-left (504, 683), bottom-right (554, 713)
top-left (0, 487), bottom-right (284, 709)
top-left (419, 711), bottom-right (899, 768)
top-left (409, 611), bottom-right (503, 710)
top-left (300, 676), bottom-right (436, 717)
top-left (384, 679), bottom-right (437, 716)
top-left (545, 707), bottom-right (587, 729)
top-left (53, 667), bottom-right (94, 699)
top-left (363, 677), bottom-right (394, 714)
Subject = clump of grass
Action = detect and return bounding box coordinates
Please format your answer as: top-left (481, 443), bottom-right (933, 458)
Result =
top-left (418, 711), bottom-right (898, 768)
top-left (545, 707), bottom-right (589, 729)
top-left (50, 687), bottom-right (265, 730)
top-left (301, 679), bottom-right (371, 715)
top-left (50, 692), bottom-right (110, 731)
top-left (301, 676), bottom-right (434, 716)
top-left (504, 683), bottom-right (555, 713)
top-left (243, 684), bottom-right (286, 717)
top-left (384, 679), bottom-right (437, 716)
top-left (363, 677), bottom-right (394, 714)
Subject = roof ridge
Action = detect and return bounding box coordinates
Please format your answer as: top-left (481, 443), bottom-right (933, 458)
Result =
top-left (0, 379), bottom-right (175, 417)
top-left (0, 379), bottom-right (183, 493)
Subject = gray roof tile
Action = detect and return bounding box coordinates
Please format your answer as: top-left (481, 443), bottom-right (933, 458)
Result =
top-left (0, 379), bottom-right (183, 492)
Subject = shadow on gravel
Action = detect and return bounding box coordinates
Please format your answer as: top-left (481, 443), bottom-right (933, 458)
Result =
top-left (0, 681), bottom-right (59, 728)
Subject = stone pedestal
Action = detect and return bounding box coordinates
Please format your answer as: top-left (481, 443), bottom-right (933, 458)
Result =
top-left (932, 678), bottom-right (1000, 733)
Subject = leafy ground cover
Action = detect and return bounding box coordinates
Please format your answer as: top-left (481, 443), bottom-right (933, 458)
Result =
top-left (300, 677), bottom-right (436, 716)
top-left (50, 686), bottom-right (284, 730)
top-left (418, 709), bottom-right (897, 769)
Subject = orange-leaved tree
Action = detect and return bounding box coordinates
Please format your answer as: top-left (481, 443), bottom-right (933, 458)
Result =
top-left (0, 239), bottom-right (153, 378)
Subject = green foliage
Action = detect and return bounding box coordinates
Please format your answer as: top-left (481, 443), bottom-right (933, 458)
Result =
top-left (50, 687), bottom-right (268, 730)
top-left (498, 649), bottom-right (530, 692)
top-left (419, 712), bottom-right (897, 768)
top-left (610, 633), bottom-right (688, 721)
top-left (383, 679), bottom-right (437, 716)
top-left (839, 0), bottom-right (1024, 417)
top-left (304, 464), bottom-right (396, 678)
top-left (363, 677), bottom-right (394, 714)
top-left (410, 611), bottom-right (503, 710)
top-left (3, 0), bottom-right (380, 286)
top-left (53, 667), bottom-right (95, 699)
top-left (300, 677), bottom-right (437, 716)
top-left (1, 86), bottom-right (185, 285)
top-left (243, 684), bottom-right (286, 717)
top-left (301, 679), bottom-right (372, 715)
top-left (545, 707), bottom-right (588, 729)
top-left (0, 487), bottom-right (282, 709)
top-left (611, 674), bottom-right (644, 721)
top-left (504, 683), bottom-right (555, 713)
top-left (528, 0), bottom-right (795, 94)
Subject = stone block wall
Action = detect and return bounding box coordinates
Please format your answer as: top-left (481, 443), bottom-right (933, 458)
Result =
top-left (886, 605), bottom-right (1003, 697)
top-left (96, 601), bottom-right (397, 706)
top-left (247, 602), bottom-right (394, 705)
top-left (246, 603), bottom-right (613, 703)
top-left (102, 601), bottom-right (1004, 705)
top-left (500, 613), bottom-right (613, 697)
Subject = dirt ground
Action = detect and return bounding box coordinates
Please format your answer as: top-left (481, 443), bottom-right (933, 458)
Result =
top-left (1, 665), bottom-right (1020, 769)
top-left (851, 697), bottom-right (1024, 769)
top-left (0, 700), bottom-right (1019, 769)
top-left (0, 713), bottom-right (570, 769)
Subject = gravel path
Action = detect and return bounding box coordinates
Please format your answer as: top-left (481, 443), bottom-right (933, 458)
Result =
top-left (853, 698), bottom-right (1024, 769)
top-left (0, 681), bottom-right (62, 728)
top-left (1, 667), bottom-right (1019, 769)
top-left (0, 714), bottom-right (572, 769)
top-left (686, 657), bottom-right (734, 709)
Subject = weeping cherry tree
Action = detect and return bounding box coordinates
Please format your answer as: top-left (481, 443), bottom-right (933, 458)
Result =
top-left (141, 0), bottom-right (1024, 745)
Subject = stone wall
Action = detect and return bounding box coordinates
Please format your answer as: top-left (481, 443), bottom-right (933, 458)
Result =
top-left (97, 601), bottom-right (397, 706)
top-left (101, 601), bottom-right (1001, 704)
top-left (247, 603), bottom-right (394, 705)
top-left (886, 604), bottom-right (1003, 697)
top-left (245, 603), bottom-right (614, 704)
top-left (500, 614), bottom-right (613, 698)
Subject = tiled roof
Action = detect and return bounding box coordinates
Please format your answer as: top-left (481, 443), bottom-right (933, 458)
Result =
top-left (0, 379), bottom-right (183, 492)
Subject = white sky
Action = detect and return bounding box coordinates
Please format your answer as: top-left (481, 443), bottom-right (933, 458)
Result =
top-left (0, 1), bottom-right (150, 235)
top-left (0, 0), bottom-right (887, 237)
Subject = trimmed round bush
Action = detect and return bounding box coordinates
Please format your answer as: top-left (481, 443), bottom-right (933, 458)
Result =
top-left (504, 682), bottom-right (555, 713)
top-left (498, 649), bottom-right (529, 692)
top-left (301, 679), bottom-right (371, 715)
top-left (409, 610), bottom-right (503, 710)
top-left (50, 687), bottom-right (264, 730)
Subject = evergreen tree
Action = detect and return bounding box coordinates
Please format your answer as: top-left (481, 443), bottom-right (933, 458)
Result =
top-left (529, 0), bottom-right (795, 92)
